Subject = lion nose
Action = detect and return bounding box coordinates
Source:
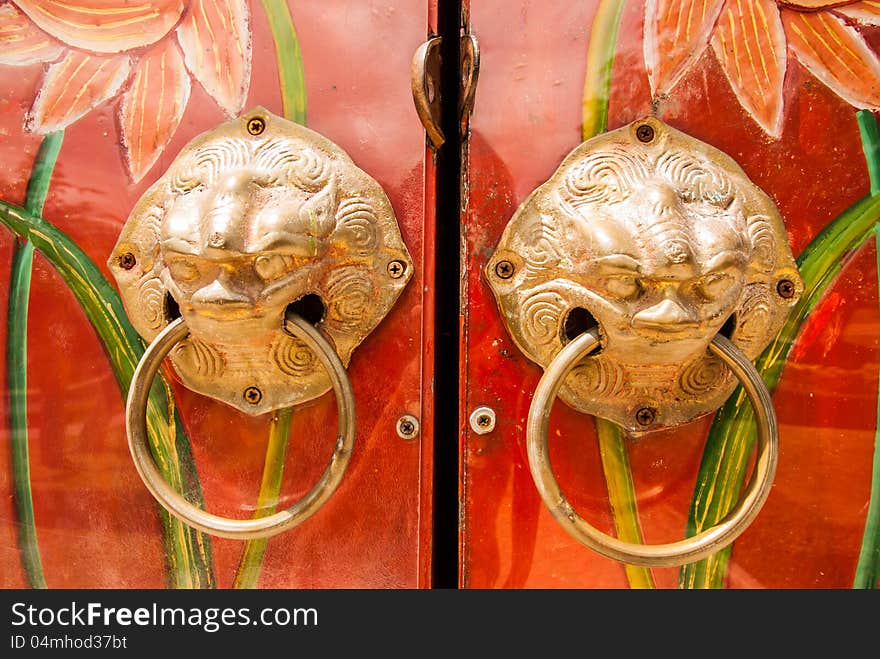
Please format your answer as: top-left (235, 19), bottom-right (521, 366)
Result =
top-left (192, 279), bottom-right (251, 306)
top-left (632, 298), bottom-right (697, 331)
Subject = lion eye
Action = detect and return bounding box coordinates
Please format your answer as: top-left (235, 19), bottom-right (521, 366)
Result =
top-left (254, 254), bottom-right (291, 281)
top-left (695, 272), bottom-right (733, 301)
top-left (167, 259), bottom-right (200, 283)
top-left (604, 276), bottom-right (641, 300)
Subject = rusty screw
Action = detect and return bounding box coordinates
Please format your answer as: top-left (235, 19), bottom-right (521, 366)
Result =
top-left (635, 406), bottom-right (657, 427)
top-left (244, 386), bottom-right (263, 405)
top-left (636, 123), bottom-right (655, 143)
top-left (776, 279), bottom-right (796, 299)
top-left (387, 260), bottom-right (406, 278)
top-left (247, 117), bottom-right (266, 136)
top-left (494, 260), bottom-right (515, 279)
top-left (396, 414), bottom-right (420, 439)
top-left (118, 252), bottom-right (137, 270)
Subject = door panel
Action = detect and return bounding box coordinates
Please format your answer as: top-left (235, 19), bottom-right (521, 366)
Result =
top-left (459, 0), bottom-right (878, 588)
top-left (0, 0), bottom-right (436, 588)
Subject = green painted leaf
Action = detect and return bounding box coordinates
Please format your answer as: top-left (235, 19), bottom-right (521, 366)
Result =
top-left (0, 200), bottom-right (215, 588)
top-left (260, 0), bottom-right (307, 125)
top-left (7, 131), bottom-right (64, 588)
top-left (680, 111), bottom-right (880, 587)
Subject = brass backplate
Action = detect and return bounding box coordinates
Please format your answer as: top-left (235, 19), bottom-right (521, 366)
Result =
top-left (109, 107), bottom-right (413, 415)
top-left (487, 117), bottom-right (801, 434)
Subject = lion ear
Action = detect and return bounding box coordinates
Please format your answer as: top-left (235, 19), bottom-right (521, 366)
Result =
top-left (331, 188), bottom-right (384, 256)
top-left (745, 214), bottom-right (779, 275)
top-left (108, 201), bottom-right (171, 342)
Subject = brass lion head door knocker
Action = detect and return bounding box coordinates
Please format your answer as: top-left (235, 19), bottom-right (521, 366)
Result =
top-left (486, 117), bottom-right (802, 566)
top-left (110, 107), bottom-right (413, 539)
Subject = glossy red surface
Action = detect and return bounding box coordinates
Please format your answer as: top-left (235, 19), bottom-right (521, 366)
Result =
top-left (460, 0), bottom-right (877, 588)
top-left (0, 0), bottom-right (435, 588)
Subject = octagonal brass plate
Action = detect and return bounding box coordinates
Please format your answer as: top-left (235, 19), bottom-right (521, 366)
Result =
top-left (109, 107), bottom-right (413, 415)
top-left (486, 117), bottom-right (801, 434)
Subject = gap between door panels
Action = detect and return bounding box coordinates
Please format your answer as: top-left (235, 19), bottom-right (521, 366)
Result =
top-left (431, 0), bottom-right (464, 589)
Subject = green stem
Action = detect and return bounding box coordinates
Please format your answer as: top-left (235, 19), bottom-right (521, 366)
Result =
top-left (233, 408), bottom-right (293, 589)
top-left (232, 1), bottom-right (307, 586)
top-left (596, 419), bottom-right (655, 588)
top-left (260, 0), bottom-right (307, 125)
top-left (680, 195), bottom-right (880, 588)
top-left (581, 0), bottom-right (648, 589)
top-left (858, 110), bottom-right (880, 196)
top-left (853, 112), bottom-right (880, 589)
top-left (680, 112), bottom-right (880, 588)
top-left (582, 0), bottom-right (626, 141)
top-left (0, 200), bottom-right (215, 588)
top-left (853, 224), bottom-right (880, 589)
top-left (8, 131), bottom-right (63, 588)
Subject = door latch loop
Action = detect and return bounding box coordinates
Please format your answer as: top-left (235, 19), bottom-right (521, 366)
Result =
top-left (525, 328), bottom-right (778, 567)
top-left (125, 314), bottom-right (356, 540)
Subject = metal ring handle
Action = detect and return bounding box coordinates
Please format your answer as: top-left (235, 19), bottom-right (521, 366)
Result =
top-left (125, 315), bottom-right (356, 540)
top-left (526, 328), bottom-right (778, 567)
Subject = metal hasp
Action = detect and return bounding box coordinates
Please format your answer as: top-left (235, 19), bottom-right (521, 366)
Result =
top-left (109, 107), bottom-right (413, 415)
top-left (487, 117), bottom-right (802, 434)
top-left (411, 36), bottom-right (444, 149)
top-left (410, 33), bottom-right (479, 150)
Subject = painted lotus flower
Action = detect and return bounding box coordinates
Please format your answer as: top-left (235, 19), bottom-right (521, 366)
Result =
top-left (0, 0), bottom-right (252, 182)
top-left (645, 0), bottom-right (880, 138)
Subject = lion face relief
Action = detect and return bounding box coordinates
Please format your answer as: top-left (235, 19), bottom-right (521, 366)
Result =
top-left (487, 117), bottom-right (801, 434)
top-left (109, 108), bottom-right (413, 415)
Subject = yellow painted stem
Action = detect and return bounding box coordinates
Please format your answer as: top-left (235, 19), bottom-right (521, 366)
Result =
top-left (596, 418), bottom-right (655, 588)
top-left (232, 407), bottom-right (294, 589)
top-left (582, 0), bottom-right (649, 589)
top-left (582, 0), bottom-right (626, 141)
top-left (260, 0), bottom-right (307, 124)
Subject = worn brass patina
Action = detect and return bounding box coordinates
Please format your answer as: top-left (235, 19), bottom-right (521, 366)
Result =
top-left (110, 107), bottom-right (413, 415)
top-left (487, 117), bottom-right (801, 434)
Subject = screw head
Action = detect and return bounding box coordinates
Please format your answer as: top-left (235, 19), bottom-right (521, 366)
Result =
top-left (635, 406), bottom-right (657, 427)
top-left (776, 279), bottom-right (796, 299)
top-left (636, 123), bottom-right (655, 143)
top-left (396, 414), bottom-right (420, 439)
top-left (494, 260), bottom-right (514, 279)
top-left (118, 252), bottom-right (137, 270)
top-left (469, 406), bottom-right (496, 435)
top-left (247, 117), bottom-right (266, 136)
top-left (244, 386), bottom-right (263, 405)
top-left (387, 260), bottom-right (406, 278)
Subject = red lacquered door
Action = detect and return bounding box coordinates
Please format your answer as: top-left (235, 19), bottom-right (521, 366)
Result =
top-left (459, 0), bottom-right (880, 588)
top-left (0, 0), bottom-right (436, 589)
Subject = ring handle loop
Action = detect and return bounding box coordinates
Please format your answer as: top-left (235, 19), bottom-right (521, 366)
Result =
top-left (125, 315), bottom-right (356, 540)
top-left (526, 328), bottom-right (778, 567)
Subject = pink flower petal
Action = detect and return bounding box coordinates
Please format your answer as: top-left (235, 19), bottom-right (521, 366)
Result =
top-left (835, 2), bottom-right (880, 25)
top-left (120, 40), bottom-right (190, 182)
top-left (783, 9), bottom-right (880, 108)
top-left (176, 0), bottom-right (251, 116)
top-left (0, 3), bottom-right (64, 65)
top-left (27, 49), bottom-right (131, 133)
top-left (14, 0), bottom-right (184, 54)
top-left (644, 0), bottom-right (727, 96)
top-left (712, 0), bottom-right (788, 137)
